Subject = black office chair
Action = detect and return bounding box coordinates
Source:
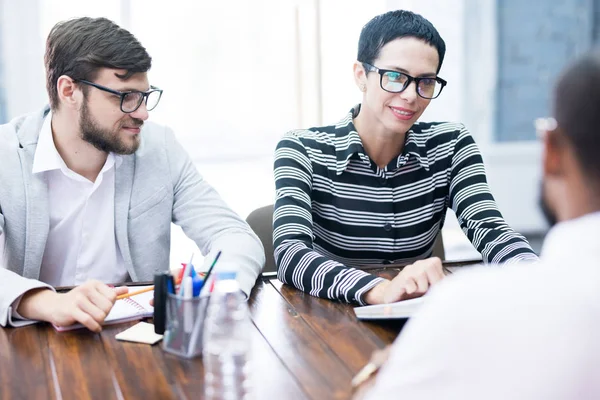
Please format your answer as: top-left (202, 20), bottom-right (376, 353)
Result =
top-left (246, 205), bottom-right (277, 274)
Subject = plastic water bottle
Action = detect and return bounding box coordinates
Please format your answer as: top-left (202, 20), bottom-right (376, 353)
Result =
top-left (203, 271), bottom-right (253, 400)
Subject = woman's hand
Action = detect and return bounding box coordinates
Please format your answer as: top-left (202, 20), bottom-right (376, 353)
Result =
top-left (364, 257), bottom-right (445, 304)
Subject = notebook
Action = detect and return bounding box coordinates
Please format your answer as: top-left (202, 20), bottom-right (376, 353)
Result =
top-left (354, 296), bottom-right (425, 320)
top-left (54, 286), bottom-right (154, 332)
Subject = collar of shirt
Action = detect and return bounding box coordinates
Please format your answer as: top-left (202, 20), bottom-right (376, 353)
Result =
top-left (333, 105), bottom-right (430, 175)
top-left (540, 210), bottom-right (600, 264)
top-left (32, 111), bottom-right (123, 179)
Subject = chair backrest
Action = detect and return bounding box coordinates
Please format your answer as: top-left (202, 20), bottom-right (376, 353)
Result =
top-left (432, 230), bottom-right (445, 261)
top-left (246, 204), bottom-right (277, 273)
top-left (245, 204), bottom-right (446, 274)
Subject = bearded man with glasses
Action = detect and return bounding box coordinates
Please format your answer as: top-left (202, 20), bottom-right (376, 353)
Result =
top-left (0, 17), bottom-right (264, 331)
top-left (273, 10), bottom-right (537, 306)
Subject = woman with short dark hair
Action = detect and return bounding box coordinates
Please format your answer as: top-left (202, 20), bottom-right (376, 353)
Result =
top-left (273, 10), bottom-right (537, 306)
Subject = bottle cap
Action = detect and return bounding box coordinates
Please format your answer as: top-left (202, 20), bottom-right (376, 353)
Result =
top-left (216, 271), bottom-right (237, 281)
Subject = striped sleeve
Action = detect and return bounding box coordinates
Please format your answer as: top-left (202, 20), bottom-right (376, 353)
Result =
top-left (449, 125), bottom-right (539, 264)
top-left (273, 132), bottom-right (385, 304)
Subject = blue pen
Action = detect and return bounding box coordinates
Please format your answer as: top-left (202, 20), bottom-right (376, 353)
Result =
top-left (192, 275), bottom-right (204, 297)
top-left (184, 260), bottom-right (204, 296)
top-left (166, 275), bottom-right (175, 295)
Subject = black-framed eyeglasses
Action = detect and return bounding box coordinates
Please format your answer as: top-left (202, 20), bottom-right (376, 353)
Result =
top-left (76, 79), bottom-right (163, 113)
top-left (362, 62), bottom-right (447, 99)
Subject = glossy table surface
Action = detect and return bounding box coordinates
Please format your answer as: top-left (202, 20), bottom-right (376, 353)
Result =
top-left (0, 260), bottom-right (480, 400)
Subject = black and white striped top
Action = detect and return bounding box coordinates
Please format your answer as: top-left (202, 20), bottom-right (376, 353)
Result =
top-left (273, 106), bottom-right (538, 305)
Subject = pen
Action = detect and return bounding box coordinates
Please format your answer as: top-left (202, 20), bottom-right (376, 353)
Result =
top-left (166, 275), bottom-right (175, 294)
top-left (351, 347), bottom-right (390, 388)
top-left (199, 250), bottom-right (221, 296)
top-left (192, 275), bottom-right (204, 297)
top-left (351, 362), bottom-right (380, 387)
top-left (116, 286), bottom-right (154, 300)
top-left (183, 276), bottom-right (193, 333)
top-left (178, 253), bottom-right (195, 295)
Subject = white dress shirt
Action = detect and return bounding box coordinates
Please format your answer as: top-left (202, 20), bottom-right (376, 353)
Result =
top-left (365, 212), bottom-right (600, 400)
top-left (29, 113), bottom-right (128, 286)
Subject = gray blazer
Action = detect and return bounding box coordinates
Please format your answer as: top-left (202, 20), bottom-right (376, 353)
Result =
top-left (0, 107), bottom-right (265, 326)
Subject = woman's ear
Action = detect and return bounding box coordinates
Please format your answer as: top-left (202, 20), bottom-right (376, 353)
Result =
top-left (353, 61), bottom-right (367, 92)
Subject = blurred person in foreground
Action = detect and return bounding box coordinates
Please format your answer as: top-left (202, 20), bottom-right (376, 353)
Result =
top-left (0, 17), bottom-right (264, 331)
top-left (357, 51), bottom-right (600, 400)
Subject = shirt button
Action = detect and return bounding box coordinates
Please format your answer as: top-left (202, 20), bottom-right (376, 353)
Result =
top-left (382, 260), bottom-right (392, 265)
top-left (379, 177), bottom-right (387, 185)
top-left (384, 222), bottom-right (392, 231)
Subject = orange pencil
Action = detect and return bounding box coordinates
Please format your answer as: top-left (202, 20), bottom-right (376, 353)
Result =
top-left (116, 274), bottom-right (185, 300)
top-left (116, 286), bottom-right (154, 300)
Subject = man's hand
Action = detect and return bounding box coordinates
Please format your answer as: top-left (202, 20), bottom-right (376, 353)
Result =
top-left (364, 257), bottom-right (445, 304)
top-left (17, 280), bottom-right (128, 332)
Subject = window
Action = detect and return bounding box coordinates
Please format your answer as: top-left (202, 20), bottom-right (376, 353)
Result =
top-left (129, 0), bottom-right (301, 160)
top-left (0, 28), bottom-right (5, 124)
top-left (496, 0), bottom-right (595, 142)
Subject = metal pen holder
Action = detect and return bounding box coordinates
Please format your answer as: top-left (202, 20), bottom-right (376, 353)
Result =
top-left (162, 293), bottom-right (209, 358)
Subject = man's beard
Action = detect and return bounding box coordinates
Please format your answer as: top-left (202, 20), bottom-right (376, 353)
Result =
top-left (79, 100), bottom-right (143, 155)
top-left (539, 182), bottom-right (558, 227)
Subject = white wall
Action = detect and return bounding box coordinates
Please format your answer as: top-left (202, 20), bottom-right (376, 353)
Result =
top-left (1, 0), bottom-right (46, 118)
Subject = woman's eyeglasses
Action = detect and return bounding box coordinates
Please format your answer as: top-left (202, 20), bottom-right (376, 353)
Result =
top-left (362, 62), bottom-right (447, 99)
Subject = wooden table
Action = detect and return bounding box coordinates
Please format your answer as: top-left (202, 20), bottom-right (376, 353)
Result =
top-left (0, 260), bottom-right (479, 400)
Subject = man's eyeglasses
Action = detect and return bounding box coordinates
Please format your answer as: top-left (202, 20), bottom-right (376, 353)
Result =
top-left (76, 79), bottom-right (163, 113)
top-left (362, 62), bottom-right (447, 99)
top-left (534, 117), bottom-right (558, 140)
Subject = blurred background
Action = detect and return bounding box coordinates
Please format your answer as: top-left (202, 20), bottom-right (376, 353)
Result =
top-left (1, 0), bottom-right (595, 267)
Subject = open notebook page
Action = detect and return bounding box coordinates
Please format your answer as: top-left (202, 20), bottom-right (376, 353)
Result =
top-left (54, 286), bottom-right (154, 332)
top-left (354, 296), bottom-right (425, 320)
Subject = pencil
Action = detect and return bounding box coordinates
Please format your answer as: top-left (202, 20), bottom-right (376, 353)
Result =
top-left (351, 362), bottom-right (379, 387)
top-left (200, 250), bottom-right (222, 292)
top-left (116, 286), bottom-right (154, 300)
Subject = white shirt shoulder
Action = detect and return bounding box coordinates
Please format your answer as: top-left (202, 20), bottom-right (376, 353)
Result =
top-left (366, 263), bottom-right (600, 400)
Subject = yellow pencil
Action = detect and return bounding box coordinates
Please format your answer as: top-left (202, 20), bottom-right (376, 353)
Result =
top-left (116, 286), bottom-right (154, 300)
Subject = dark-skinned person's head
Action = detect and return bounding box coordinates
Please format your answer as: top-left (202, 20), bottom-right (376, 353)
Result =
top-left (537, 52), bottom-right (600, 226)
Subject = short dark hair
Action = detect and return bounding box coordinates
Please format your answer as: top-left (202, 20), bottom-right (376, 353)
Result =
top-left (357, 10), bottom-right (446, 73)
top-left (554, 52), bottom-right (600, 188)
top-left (45, 17), bottom-right (152, 110)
